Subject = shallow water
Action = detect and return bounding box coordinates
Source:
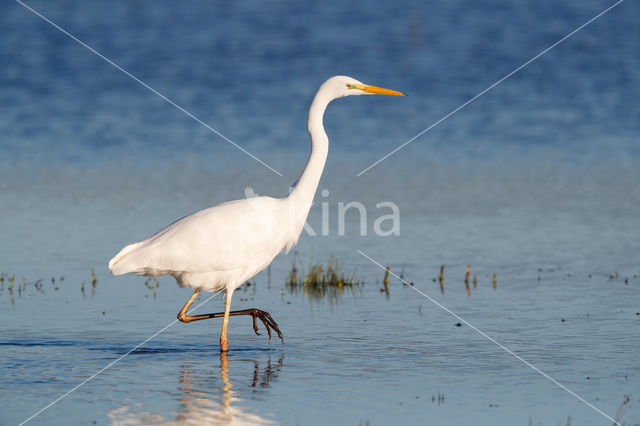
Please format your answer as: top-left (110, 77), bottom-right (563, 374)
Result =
top-left (2, 162), bottom-right (639, 425)
top-left (2, 0), bottom-right (640, 424)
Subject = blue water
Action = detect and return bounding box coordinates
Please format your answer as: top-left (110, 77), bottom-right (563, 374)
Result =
top-left (1, 0), bottom-right (640, 424)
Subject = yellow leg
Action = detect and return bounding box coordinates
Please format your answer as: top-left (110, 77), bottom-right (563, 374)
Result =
top-left (220, 291), bottom-right (233, 352)
top-left (177, 289), bottom-right (202, 322)
top-left (176, 288), bottom-right (283, 351)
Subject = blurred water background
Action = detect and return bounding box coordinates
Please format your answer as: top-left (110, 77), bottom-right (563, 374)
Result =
top-left (1, 0), bottom-right (639, 424)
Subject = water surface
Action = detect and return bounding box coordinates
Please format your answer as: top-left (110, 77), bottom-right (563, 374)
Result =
top-left (1, 0), bottom-right (639, 424)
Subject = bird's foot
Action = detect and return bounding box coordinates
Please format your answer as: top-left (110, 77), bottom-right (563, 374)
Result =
top-left (249, 309), bottom-right (284, 342)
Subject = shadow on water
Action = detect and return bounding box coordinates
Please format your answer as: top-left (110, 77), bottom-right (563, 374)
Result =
top-left (1, 338), bottom-right (226, 355)
top-left (108, 350), bottom-right (284, 425)
top-left (0, 339), bottom-right (85, 348)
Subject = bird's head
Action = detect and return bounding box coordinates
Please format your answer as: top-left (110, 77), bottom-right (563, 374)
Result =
top-left (322, 76), bottom-right (407, 99)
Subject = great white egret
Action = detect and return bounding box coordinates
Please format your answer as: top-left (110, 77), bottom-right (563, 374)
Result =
top-left (109, 75), bottom-right (406, 352)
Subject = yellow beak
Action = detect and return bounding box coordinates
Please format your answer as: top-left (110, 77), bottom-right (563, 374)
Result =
top-left (353, 83), bottom-right (407, 96)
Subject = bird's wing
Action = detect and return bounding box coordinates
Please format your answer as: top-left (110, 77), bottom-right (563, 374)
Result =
top-left (110, 196), bottom-right (288, 276)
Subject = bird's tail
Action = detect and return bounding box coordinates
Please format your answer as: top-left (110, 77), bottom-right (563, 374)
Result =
top-left (108, 242), bottom-right (143, 275)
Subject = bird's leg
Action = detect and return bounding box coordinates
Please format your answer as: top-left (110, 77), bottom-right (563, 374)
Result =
top-left (177, 289), bottom-right (284, 346)
top-left (220, 291), bottom-right (232, 352)
top-left (176, 289), bottom-right (211, 323)
top-left (176, 289), bottom-right (232, 352)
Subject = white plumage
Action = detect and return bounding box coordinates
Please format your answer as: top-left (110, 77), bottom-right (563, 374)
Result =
top-left (108, 75), bottom-right (405, 351)
top-left (109, 196), bottom-right (292, 291)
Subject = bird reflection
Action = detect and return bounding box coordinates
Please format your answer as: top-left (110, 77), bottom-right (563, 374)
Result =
top-left (249, 353), bottom-right (283, 390)
top-left (109, 351), bottom-right (283, 425)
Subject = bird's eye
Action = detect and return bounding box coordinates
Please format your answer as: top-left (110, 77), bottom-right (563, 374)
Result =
top-left (346, 83), bottom-right (354, 89)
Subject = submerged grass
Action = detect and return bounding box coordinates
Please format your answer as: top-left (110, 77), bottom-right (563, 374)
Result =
top-left (0, 270), bottom-right (92, 304)
top-left (285, 252), bottom-right (364, 303)
top-left (433, 264), bottom-right (501, 296)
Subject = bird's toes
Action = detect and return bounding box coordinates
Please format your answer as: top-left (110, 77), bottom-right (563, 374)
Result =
top-left (251, 313), bottom-right (262, 335)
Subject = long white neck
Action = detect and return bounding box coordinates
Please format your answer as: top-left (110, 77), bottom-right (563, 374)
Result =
top-left (286, 88), bottom-right (332, 239)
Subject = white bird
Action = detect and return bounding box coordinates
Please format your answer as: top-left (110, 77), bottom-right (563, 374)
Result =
top-left (108, 76), bottom-right (406, 352)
